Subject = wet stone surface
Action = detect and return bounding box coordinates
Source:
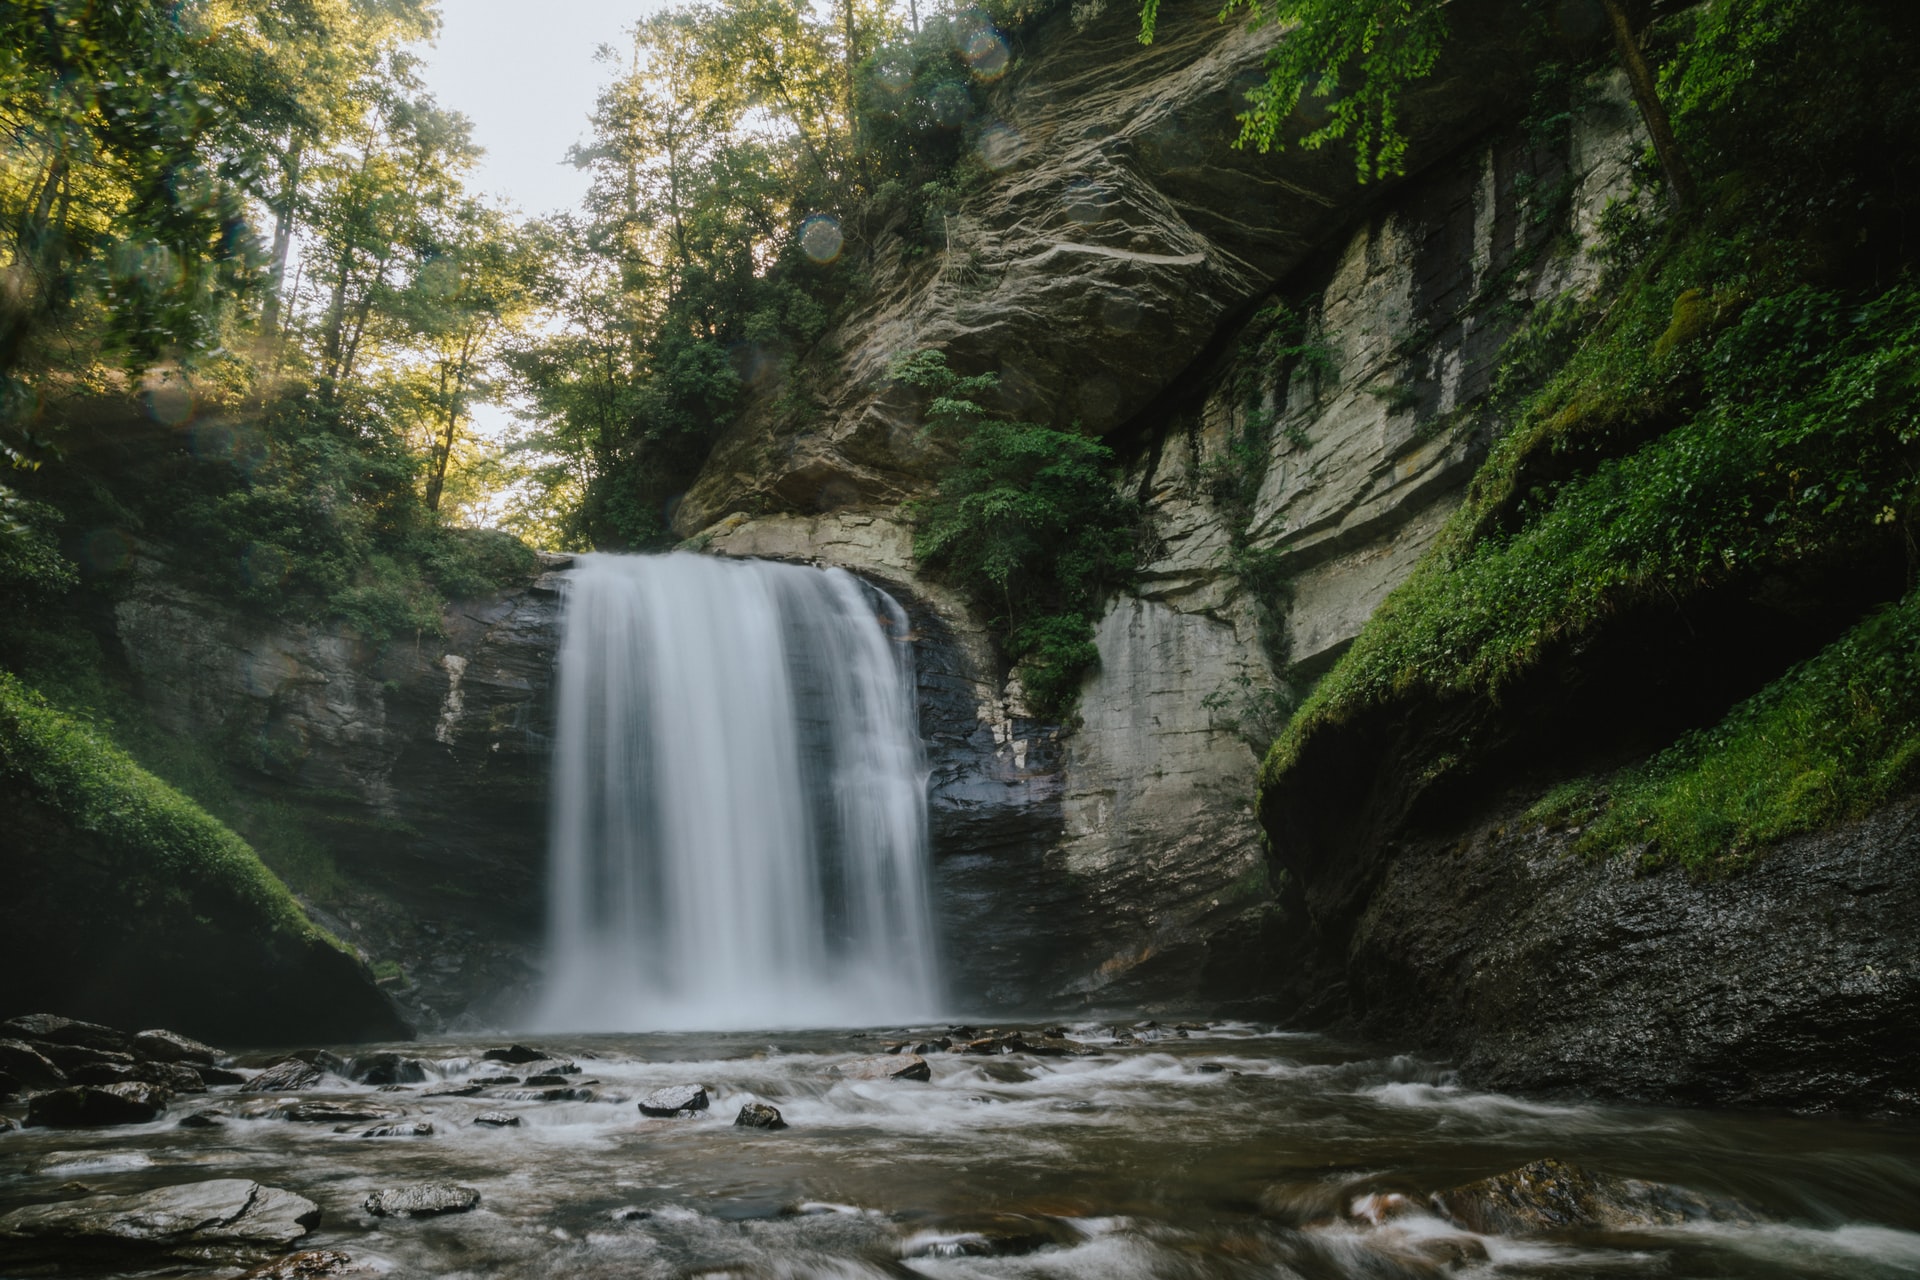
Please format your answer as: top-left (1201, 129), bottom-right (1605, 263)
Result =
top-left (0, 1025), bottom-right (1916, 1278)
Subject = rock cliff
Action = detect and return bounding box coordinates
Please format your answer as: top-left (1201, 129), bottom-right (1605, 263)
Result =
top-left (683, 17), bottom-right (1647, 1008)
top-left (110, 552), bottom-right (569, 1030)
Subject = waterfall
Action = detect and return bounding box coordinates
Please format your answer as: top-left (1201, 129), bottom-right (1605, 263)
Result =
top-left (533, 552), bottom-right (942, 1031)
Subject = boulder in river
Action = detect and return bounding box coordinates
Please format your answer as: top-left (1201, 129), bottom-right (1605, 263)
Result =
top-left (0, 1178), bottom-right (319, 1262)
top-left (277, 1100), bottom-right (402, 1124)
top-left (180, 1108), bottom-right (227, 1128)
top-left (836, 1054), bottom-right (931, 1082)
top-left (360, 1121), bottom-right (433, 1138)
top-left (483, 1044), bottom-right (557, 1064)
top-left (132, 1028), bottom-right (218, 1065)
top-left (26, 1082), bottom-right (169, 1127)
top-left (363, 1184), bottom-right (480, 1217)
top-left (198, 1065), bottom-right (248, 1086)
top-left (1, 1014), bottom-right (132, 1055)
top-left (472, 1111), bottom-right (520, 1127)
top-left (249, 1057), bottom-right (327, 1092)
top-left (0, 1038), bottom-right (67, 1088)
top-left (638, 1084), bottom-right (710, 1116)
top-left (348, 1052), bottom-right (428, 1085)
top-left (1435, 1159), bottom-right (1762, 1235)
top-left (734, 1102), bottom-right (787, 1130)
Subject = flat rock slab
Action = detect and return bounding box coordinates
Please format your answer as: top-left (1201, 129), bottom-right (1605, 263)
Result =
top-left (835, 1054), bottom-right (930, 1082)
top-left (424, 1082), bottom-right (486, 1097)
top-left (638, 1085), bottom-right (709, 1116)
top-left (472, 1111), bottom-right (520, 1127)
top-left (250, 1059), bottom-right (326, 1092)
top-left (359, 1121), bottom-right (433, 1138)
top-left (363, 1184), bottom-right (480, 1218)
top-left (27, 1083), bottom-right (169, 1127)
top-left (0, 1179), bottom-right (319, 1256)
top-left (277, 1101), bottom-right (401, 1124)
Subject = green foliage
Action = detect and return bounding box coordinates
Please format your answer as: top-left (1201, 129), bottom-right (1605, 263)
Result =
top-left (1534, 591), bottom-right (1920, 870)
top-left (0, 494), bottom-right (77, 596)
top-left (0, 669), bottom-right (341, 949)
top-left (1139, 0), bottom-right (1449, 180)
top-left (1261, 0), bottom-right (1920, 861)
top-left (899, 350), bottom-right (1140, 717)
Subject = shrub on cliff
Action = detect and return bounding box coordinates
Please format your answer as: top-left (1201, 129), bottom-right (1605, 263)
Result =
top-left (895, 350), bottom-right (1141, 716)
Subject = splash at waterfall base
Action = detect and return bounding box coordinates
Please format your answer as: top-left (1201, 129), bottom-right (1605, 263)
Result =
top-left (536, 553), bottom-right (942, 1032)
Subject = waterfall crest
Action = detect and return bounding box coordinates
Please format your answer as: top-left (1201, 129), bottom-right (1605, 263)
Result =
top-left (534, 552), bottom-right (940, 1031)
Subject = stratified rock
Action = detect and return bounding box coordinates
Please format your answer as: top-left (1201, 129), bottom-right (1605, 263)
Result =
top-left (362, 1184), bottom-right (480, 1217)
top-left (638, 1085), bottom-right (709, 1116)
top-left (239, 1248), bottom-right (355, 1278)
top-left (835, 1054), bottom-right (931, 1083)
top-left (472, 1111), bottom-right (520, 1127)
top-left (0, 1179), bottom-right (319, 1259)
top-left (277, 1101), bottom-right (401, 1124)
top-left (249, 1058), bottom-right (326, 1092)
top-left (2, 1014), bottom-right (131, 1055)
top-left (360, 1121), bottom-right (433, 1138)
top-left (734, 1103), bottom-right (787, 1130)
top-left (132, 1029), bottom-right (217, 1065)
top-left (26, 1083), bottom-right (169, 1127)
top-left (1435, 1160), bottom-right (1762, 1235)
top-left (424, 1082), bottom-right (485, 1097)
top-left (35, 1043), bottom-right (135, 1073)
top-left (77, 1061), bottom-right (205, 1092)
top-left (348, 1052), bottom-right (427, 1085)
top-left (0, 1038), bottom-right (67, 1089)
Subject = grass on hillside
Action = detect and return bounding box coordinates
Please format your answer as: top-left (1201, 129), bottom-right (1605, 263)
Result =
top-left (0, 669), bottom-right (347, 952)
top-left (1530, 589), bottom-right (1920, 869)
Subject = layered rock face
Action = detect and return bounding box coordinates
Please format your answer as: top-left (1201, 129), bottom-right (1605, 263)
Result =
top-left (1348, 794), bottom-right (1920, 1112)
top-left (685, 25), bottom-right (1645, 1007)
top-left (111, 553), bottom-right (569, 1030)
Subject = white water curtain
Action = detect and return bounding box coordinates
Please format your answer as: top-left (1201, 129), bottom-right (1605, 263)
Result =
top-left (534, 553), bottom-right (940, 1030)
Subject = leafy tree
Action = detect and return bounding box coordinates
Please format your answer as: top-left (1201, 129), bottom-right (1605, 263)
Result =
top-left (1140, 0), bottom-right (1696, 202)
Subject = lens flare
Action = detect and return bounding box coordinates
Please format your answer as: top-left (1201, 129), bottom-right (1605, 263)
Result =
top-left (963, 29), bottom-right (1010, 80)
top-left (798, 214), bottom-right (844, 264)
top-left (976, 123), bottom-right (1024, 171)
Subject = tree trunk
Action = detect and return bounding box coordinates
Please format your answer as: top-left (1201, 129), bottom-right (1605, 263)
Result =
top-left (258, 139), bottom-right (304, 345)
top-left (1598, 0), bottom-right (1698, 209)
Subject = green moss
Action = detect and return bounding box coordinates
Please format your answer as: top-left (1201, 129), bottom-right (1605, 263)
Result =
top-left (1532, 591), bottom-right (1920, 870)
top-left (0, 670), bottom-right (346, 953)
top-left (1265, 269), bottom-right (1920, 791)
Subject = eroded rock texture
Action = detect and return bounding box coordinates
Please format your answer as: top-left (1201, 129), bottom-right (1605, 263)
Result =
top-left (1351, 795), bottom-right (1920, 1112)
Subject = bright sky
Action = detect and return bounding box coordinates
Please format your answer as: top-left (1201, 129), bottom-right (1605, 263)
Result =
top-left (416, 0), bottom-right (662, 217)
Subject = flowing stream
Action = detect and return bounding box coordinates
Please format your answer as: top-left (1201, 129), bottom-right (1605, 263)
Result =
top-left (4, 1027), bottom-right (1919, 1278)
top-left (535, 553), bottom-right (940, 1031)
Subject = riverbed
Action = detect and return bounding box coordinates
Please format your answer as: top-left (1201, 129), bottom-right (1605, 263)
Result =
top-left (4, 1023), bottom-right (1918, 1278)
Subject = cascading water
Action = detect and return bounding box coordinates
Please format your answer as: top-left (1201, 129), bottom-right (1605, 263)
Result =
top-left (534, 552), bottom-right (941, 1031)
